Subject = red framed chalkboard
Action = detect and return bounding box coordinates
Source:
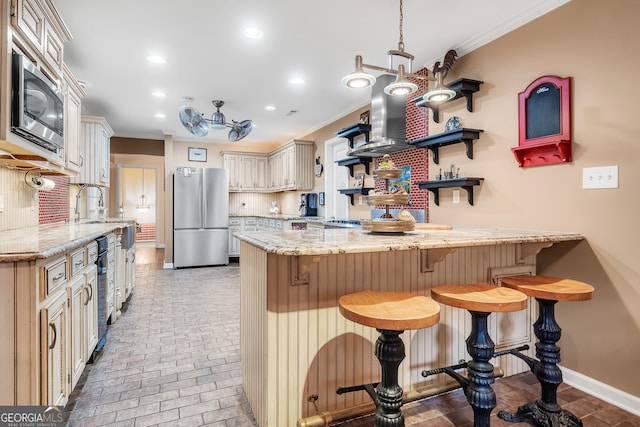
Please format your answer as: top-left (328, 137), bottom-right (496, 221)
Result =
top-left (512, 75), bottom-right (571, 167)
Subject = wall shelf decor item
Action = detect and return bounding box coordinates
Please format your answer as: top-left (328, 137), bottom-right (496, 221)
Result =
top-left (511, 75), bottom-right (571, 167)
top-left (412, 78), bottom-right (483, 123)
top-left (188, 147), bottom-right (207, 162)
top-left (410, 128), bottom-right (483, 164)
top-left (417, 177), bottom-right (484, 206)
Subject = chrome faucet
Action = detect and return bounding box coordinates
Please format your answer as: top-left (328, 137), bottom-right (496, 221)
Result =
top-left (75, 184), bottom-right (104, 223)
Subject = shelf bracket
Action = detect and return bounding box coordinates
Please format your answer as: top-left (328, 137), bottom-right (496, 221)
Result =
top-left (290, 255), bottom-right (320, 286)
top-left (516, 242), bottom-right (553, 264)
top-left (426, 188), bottom-right (440, 206)
top-left (420, 248), bottom-right (456, 272)
top-left (461, 185), bottom-right (476, 206)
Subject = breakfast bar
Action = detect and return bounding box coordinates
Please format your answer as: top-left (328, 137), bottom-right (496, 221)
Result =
top-left (236, 226), bottom-right (584, 427)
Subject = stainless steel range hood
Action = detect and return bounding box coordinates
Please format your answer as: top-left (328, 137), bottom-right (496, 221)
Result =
top-left (348, 74), bottom-right (412, 157)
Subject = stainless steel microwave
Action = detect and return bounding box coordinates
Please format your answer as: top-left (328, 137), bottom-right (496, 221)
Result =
top-left (11, 52), bottom-right (64, 152)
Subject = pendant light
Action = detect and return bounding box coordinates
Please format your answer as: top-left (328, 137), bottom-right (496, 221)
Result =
top-left (342, 0), bottom-right (459, 100)
top-left (136, 169), bottom-right (150, 212)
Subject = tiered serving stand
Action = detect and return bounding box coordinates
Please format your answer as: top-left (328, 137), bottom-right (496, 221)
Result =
top-left (361, 168), bottom-right (415, 234)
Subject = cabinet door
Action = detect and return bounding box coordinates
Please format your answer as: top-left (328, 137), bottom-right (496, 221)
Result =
top-left (98, 126), bottom-right (110, 186)
top-left (125, 247), bottom-right (135, 299)
top-left (68, 274), bottom-right (85, 390)
top-left (13, 0), bottom-right (46, 52)
top-left (283, 147), bottom-right (295, 189)
top-left (254, 157), bottom-right (269, 191)
top-left (40, 290), bottom-right (68, 406)
top-left (239, 155), bottom-right (256, 190)
top-left (229, 226), bottom-right (241, 256)
top-left (64, 67), bottom-right (84, 173)
top-left (223, 154), bottom-right (240, 191)
top-left (269, 152), bottom-right (282, 191)
top-left (85, 264), bottom-right (98, 357)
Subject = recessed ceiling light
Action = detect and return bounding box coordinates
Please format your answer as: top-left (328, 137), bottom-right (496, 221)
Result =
top-left (243, 27), bottom-right (263, 39)
top-left (151, 91), bottom-right (166, 98)
top-left (154, 113), bottom-right (166, 119)
top-left (264, 105), bottom-right (277, 111)
top-left (147, 55), bottom-right (166, 64)
top-left (289, 77), bottom-right (305, 85)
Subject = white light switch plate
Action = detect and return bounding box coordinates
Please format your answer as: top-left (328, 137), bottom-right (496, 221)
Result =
top-left (582, 166), bottom-right (618, 189)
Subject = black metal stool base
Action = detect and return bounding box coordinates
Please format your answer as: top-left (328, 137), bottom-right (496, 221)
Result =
top-left (498, 298), bottom-right (583, 427)
top-left (337, 329), bottom-right (406, 427)
top-left (498, 401), bottom-right (583, 427)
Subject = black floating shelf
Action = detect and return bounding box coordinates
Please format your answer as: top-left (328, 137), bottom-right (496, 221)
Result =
top-left (409, 128), bottom-right (483, 164)
top-left (336, 156), bottom-right (372, 176)
top-left (336, 123), bottom-right (371, 149)
top-left (417, 177), bottom-right (484, 206)
top-left (411, 78), bottom-right (483, 123)
top-left (338, 187), bottom-right (374, 205)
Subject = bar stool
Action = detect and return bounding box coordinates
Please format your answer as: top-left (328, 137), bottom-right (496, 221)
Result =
top-left (429, 284), bottom-right (528, 427)
top-left (497, 276), bottom-right (594, 427)
top-left (338, 290), bottom-right (440, 427)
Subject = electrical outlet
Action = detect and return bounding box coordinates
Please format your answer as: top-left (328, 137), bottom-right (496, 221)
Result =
top-left (582, 166), bottom-right (618, 189)
top-left (452, 189), bottom-right (460, 204)
top-left (358, 195), bottom-right (363, 205)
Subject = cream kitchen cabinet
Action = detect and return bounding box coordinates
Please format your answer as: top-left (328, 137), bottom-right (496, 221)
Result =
top-left (71, 116), bottom-right (113, 186)
top-left (63, 64), bottom-right (85, 173)
top-left (229, 217), bottom-right (258, 256)
top-left (269, 140), bottom-right (315, 191)
top-left (222, 152), bottom-right (269, 192)
top-left (11, 0), bottom-right (71, 78)
top-left (40, 287), bottom-right (68, 406)
top-left (115, 233), bottom-right (135, 317)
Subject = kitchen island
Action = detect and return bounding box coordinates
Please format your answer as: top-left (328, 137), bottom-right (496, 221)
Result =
top-left (235, 226), bottom-right (583, 427)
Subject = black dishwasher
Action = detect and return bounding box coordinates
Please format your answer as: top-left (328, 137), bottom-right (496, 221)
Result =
top-left (95, 236), bottom-right (109, 352)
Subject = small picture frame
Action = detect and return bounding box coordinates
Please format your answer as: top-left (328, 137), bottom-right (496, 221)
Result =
top-left (359, 110), bottom-right (370, 125)
top-left (188, 147), bottom-right (207, 162)
top-left (353, 172), bottom-right (364, 188)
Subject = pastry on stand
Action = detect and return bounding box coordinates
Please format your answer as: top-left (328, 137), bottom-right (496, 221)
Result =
top-left (362, 156), bottom-right (415, 234)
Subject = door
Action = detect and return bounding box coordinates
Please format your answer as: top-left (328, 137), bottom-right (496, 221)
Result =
top-left (203, 168), bottom-right (229, 229)
top-left (325, 137), bottom-right (350, 219)
top-left (174, 167), bottom-right (203, 229)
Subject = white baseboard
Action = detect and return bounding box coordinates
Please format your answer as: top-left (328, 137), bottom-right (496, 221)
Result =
top-left (163, 262), bottom-right (173, 269)
top-left (561, 366), bottom-right (640, 416)
top-left (157, 244), bottom-right (165, 248)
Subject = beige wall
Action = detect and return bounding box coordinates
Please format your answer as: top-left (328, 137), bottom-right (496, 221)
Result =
top-left (429, 0), bottom-right (639, 395)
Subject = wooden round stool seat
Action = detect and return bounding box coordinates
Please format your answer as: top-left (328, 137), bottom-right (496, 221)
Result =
top-left (339, 290), bottom-right (440, 331)
top-left (431, 284), bottom-right (527, 313)
top-left (500, 276), bottom-right (594, 302)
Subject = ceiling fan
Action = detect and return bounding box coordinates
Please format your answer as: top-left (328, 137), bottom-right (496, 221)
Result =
top-left (178, 100), bottom-right (254, 142)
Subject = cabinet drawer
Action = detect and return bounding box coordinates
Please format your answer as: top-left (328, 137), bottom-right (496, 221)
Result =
top-left (86, 242), bottom-right (98, 264)
top-left (245, 218), bottom-right (257, 226)
top-left (68, 248), bottom-right (85, 277)
top-left (229, 218), bottom-right (241, 226)
top-left (245, 227), bottom-right (257, 232)
top-left (107, 234), bottom-right (116, 248)
top-left (42, 257), bottom-right (66, 299)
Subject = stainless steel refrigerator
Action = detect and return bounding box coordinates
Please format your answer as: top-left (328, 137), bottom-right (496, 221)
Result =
top-left (173, 167), bottom-right (229, 268)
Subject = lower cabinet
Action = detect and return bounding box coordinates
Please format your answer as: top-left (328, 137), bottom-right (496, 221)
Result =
top-left (229, 217), bottom-right (258, 256)
top-left (40, 289), bottom-right (68, 406)
top-left (69, 273), bottom-right (85, 389)
top-left (84, 264), bottom-right (98, 360)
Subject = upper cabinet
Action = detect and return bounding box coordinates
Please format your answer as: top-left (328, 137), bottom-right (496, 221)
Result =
top-left (222, 152), bottom-right (269, 192)
top-left (269, 140), bottom-right (314, 192)
top-left (222, 140), bottom-right (314, 193)
top-left (11, 0), bottom-right (71, 77)
top-left (62, 64), bottom-right (85, 174)
top-left (71, 116), bottom-right (113, 186)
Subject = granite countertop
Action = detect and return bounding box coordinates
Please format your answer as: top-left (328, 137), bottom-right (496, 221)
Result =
top-left (235, 226), bottom-right (584, 256)
top-left (0, 219), bottom-right (135, 262)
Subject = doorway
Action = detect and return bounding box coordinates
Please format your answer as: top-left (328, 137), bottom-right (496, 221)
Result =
top-left (117, 166), bottom-right (159, 247)
top-left (324, 136), bottom-right (350, 219)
